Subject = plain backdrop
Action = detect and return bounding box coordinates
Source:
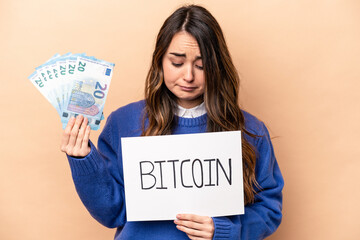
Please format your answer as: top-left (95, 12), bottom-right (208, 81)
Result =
top-left (1, 0), bottom-right (359, 239)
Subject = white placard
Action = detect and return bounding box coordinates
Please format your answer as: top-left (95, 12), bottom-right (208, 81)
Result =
top-left (121, 131), bottom-right (244, 221)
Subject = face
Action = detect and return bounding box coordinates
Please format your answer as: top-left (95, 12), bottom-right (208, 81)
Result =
top-left (162, 31), bottom-right (205, 109)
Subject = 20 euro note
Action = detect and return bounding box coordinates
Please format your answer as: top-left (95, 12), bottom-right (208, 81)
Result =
top-left (28, 71), bottom-right (57, 109)
top-left (61, 55), bottom-right (114, 130)
top-left (33, 53), bottom-right (66, 115)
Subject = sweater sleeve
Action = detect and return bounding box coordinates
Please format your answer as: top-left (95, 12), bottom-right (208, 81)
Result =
top-left (212, 216), bottom-right (241, 239)
top-left (212, 123), bottom-right (283, 240)
top-left (67, 113), bottom-right (126, 228)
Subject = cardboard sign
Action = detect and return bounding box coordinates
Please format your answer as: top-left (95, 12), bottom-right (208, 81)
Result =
top-left (121, 131), bottom-right (244, 221)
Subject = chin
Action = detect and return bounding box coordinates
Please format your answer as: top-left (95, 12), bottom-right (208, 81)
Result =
top-left (177, 96), bottom-right (203, 107)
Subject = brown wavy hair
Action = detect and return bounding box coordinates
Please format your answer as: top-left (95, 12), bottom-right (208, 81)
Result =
top-left (142, 5), bottom-right (259, 205)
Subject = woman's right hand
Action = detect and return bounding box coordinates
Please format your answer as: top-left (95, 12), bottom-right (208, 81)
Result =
top-left (60, 115), bottom-right (91, 157)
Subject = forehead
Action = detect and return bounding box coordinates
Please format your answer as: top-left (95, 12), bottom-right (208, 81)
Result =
top-left (167, 31), bottom-right (200, 54)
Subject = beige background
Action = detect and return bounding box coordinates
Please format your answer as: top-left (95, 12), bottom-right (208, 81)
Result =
top-left (1, 0), bottom-right (359, 239)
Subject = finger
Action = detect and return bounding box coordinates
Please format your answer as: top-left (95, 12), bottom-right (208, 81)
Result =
top-left (176, 214), bottom-right (207, 224)
top-left (176, 223), bottom-right (213, 239)
top-left (81, 125), bottom-right (91, 150)
top-left (186, 234), bottom-right (203, 240)
top-left (75, 117), bottom-right (88, 149)
top-left (175, 214), bottom-right (214, 239)
top-left (174, 219), bottom-right (203, 230)
top-left (176, 224), bottom-right (206, 238)
top-left (68, 115), bottom-right (84, 147)
top-left (61, 116), bottom-right (76, 152)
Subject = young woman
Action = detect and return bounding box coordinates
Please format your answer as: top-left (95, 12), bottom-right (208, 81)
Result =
top-left (61, 5), bottom-right (284, 240)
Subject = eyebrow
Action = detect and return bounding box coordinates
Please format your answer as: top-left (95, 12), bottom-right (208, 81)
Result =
top-left (169, 52), bottom-right (202, 60)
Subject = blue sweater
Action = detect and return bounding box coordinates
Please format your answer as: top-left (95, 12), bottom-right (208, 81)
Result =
top-left (67, 100), bottom-right (284, 240)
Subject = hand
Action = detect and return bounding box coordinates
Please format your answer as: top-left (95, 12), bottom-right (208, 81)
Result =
top-left (174, 214), bottom-right (214, 240)
top-left (60, 115), bottom-right (91, 157)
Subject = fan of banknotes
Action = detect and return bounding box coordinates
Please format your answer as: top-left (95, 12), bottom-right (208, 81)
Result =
top-left (28, 53), bottom-right (115, 130)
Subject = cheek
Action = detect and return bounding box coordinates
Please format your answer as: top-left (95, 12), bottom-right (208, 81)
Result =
top-left (163, 62), bottom-right (177, 85)
top-left (197, 74), bottom-right (206, 91)
top-left (163, 67), bottom-right (171, 87)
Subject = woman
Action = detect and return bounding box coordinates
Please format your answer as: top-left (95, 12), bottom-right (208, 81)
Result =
top-left (61, 5), bottom-right (284, 240)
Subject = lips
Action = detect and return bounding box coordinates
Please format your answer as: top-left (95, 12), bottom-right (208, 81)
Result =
top-left (179, 86), bottom-right (197, 92)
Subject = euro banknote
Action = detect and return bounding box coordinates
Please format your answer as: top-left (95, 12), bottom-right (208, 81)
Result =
top-left (28, 53), bottom-right (114, 130)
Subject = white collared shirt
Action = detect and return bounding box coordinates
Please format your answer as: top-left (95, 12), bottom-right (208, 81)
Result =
top-left (175, 102), bottom-right (206, 118)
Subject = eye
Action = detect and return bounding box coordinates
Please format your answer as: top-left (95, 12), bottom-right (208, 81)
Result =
top-left (172, 62), bottom-right (183, 67)
top-left (195, 65), bottom-right (204, 70)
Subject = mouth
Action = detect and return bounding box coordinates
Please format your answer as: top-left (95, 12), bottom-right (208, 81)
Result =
top-left (179, 86), bottom-right (197, 92)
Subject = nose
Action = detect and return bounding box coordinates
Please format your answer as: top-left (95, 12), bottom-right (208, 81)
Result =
top-left (183, 64), bottom-right (194, 82)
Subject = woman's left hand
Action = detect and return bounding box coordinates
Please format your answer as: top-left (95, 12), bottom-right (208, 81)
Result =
top-left (174, 214), bottom-right (214, 240)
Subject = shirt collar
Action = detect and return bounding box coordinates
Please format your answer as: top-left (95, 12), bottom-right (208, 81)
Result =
top-left (175, 102), bottom-right (206, 118)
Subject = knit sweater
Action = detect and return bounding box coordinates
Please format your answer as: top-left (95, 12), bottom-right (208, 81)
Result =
top-left (67, 100), bottom-right (284, 240)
